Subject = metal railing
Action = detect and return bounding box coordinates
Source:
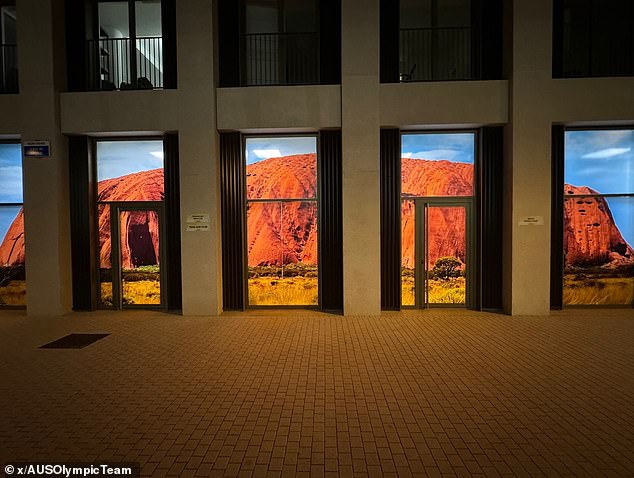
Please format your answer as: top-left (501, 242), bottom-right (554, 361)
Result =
top-left (0, 44), bottom-right (18, 93)
top-left (242, 32), bottom-right (320, 86)
top-left (87, 37), bottom-right (163, 91)
top-left (562, 29), bottom-right (634, 77)
top-left (399, 27), bottom-right (472, 81)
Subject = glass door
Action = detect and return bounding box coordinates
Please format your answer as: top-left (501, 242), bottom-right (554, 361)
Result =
top-left (413, 199), bottom-right (472, 307)
top-left (110, 203), bottom-right (164, 309)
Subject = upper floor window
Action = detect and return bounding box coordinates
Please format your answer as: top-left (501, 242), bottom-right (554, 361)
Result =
top-left (218, 0), bottom-right (341, 87)
top-left (381, 0), bottom-right (503, 83)
top-left (554, 0), bottom-right (634, 78)
top-left (65, 0), bottom-right (176, 92)
top-left (0, 3), bottom-right (18, 93)
top-left (88, 0), bottom-right (163, 90)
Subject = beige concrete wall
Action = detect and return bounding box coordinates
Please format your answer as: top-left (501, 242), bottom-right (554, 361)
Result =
top-left (380, 80), bottom-right (509, 128)
top-left (216, 85), bottom-right (341, 131)
top-left (18, 0), bottom-right (72, 316)
top-left (504, 0), bottom-right (553, 315)
top-left (341, 0), bottom-right (381, 316)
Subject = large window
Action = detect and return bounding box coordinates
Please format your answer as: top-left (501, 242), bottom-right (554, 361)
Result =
top-left (400, 0), bottom-right (472, 81)
top-left (401, 132), bottom-right (475, 306)
top-left (563, 129), bottom-right (634, 305)
top-left (0, 3), bottom-right (18, 93)
top-left (0, 143), bottom-right (25, 305)
top-left (245, 136), bottom-right (318, 306)
top-left (555, 0), bottom-right (634, 78)
top-left (96, 139), bottom-right (164, 308)
top-left (88, 0), bottom-right (163, 90)
top-left (241, 0), bottom-right (320, 85)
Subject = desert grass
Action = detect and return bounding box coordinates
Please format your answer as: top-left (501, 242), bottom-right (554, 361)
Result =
top-left (0, 280), bottom-right (26, 306)
top-left (100, 280), bottom-right (161, 306)
top-left (248, 276), bottom-right (318, 306)
top-left (401, 274), bottom-right (466, 305)
top-left (564, 275), bottom-right (633, 305)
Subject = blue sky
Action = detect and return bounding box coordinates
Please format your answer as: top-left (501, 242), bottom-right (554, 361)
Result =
top-left (245, 137), bottom-right (316, 165)
top-left (0, 143), bottom-right (23, 203)
top-left (97, 140), bottom-right (164, 182)
top-left (401, 133), bottom-right (475, 163)
top-left (0, 144), bottom-right (23, 246)
top-left (565, 130), bottom-right (634, 246)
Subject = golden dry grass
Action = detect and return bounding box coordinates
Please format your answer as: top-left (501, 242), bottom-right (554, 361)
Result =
top-left (248, 277), bottom-right (318, 306)
top-left (100, 280), bottom-right (161, 306)
top-left (564, 275), bottom-right (634, 305)
top-left (0, 280), bottom-right (26, 305)
top-left (402, 276), bottom-right (466, 305)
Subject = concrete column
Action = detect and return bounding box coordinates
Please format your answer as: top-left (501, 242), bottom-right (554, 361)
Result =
top-left (176, 0), bottom-right (222, 315)
top-left (503, 0), bottom-right (553, 315)
top-left (18, 0), bottom-right (72, 316)
top-left (340, 0), bottom-right (381, 315)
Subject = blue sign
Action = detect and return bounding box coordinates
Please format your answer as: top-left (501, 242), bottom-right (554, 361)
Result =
top-left (23, 141), bottom-right (51, 158)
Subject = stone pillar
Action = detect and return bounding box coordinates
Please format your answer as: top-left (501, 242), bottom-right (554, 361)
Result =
top-left (18, 0), bottom-right (72, 316)
top-left (503, 0), bottom-right (553, 315)
top-left (176, 0), bottom-right (222, 315)
top-left (340, 0), bottom-right (381, 315)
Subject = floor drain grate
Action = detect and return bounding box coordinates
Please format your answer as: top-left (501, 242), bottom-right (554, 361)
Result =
top-left (39, 333), bottom-right (110, 349)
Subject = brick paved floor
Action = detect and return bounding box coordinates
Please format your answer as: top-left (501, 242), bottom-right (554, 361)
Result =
top-left (0, 308), bottom-right (633, 477)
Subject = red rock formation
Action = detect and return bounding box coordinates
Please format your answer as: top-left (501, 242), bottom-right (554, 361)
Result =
top-left (97, 168), bottom-right (163, 269)
top-left (246, 154), bottom-right (318, 266)
top-left (401, 158), bottom-right (472, 269)
top-left (564, 185), bottom-right (634, 267)
top-left (0, 209), bottom-right (25, 266)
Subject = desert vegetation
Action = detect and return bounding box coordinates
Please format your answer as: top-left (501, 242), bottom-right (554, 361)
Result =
top-left (564, 266), bottom-right (634, 305)
top-left (248, 265), bottom-right (318, 306)
top-left (0, 266), bottom-right (26, 305)
top-left (401, 256), bottom-right (466, 305)
top-left (100, 265), bottom-right (161, 306)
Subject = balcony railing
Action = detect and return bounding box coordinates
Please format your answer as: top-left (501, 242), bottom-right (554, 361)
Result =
top-left (0, 44), bottom-right (18, 93)
top-left (242, 32), bottom-right (320, 86)
top-left (86, 37), bottom-right (163, 91)
top-left (399, 27), bottom-right (472, 81)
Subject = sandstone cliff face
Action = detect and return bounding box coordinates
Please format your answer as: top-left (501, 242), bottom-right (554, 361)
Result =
top-left (246, 154), bottom-right (318, 267)
top-left (97, 168), bottom-right (163, 269)
top-left (0, 209), bottom-right (25, 266)
top-left (564, 185), bottom-right (634, 267)
top-left (401, 158), bottom-right (472, 269)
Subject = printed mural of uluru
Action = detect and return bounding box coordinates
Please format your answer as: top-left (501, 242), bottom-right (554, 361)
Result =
top-left (1, 156), bottom-right (633, 270)
top-left (247, 154), bottom-right (318, 267)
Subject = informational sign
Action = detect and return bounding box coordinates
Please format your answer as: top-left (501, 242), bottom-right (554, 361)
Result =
top-left (519, 215), bottom-right (544, 226)
top-left (23, 141), bottom-right (51, 158)
top-left (186, 213), bottom-right (210, 232)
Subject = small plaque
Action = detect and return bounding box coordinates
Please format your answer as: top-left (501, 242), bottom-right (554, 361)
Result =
top-left (23, 141), bottom-right (51, 158)
top-left (186, 213), bottom-right (210, 232)
top-left (519, 215), bottom-right (544, 226)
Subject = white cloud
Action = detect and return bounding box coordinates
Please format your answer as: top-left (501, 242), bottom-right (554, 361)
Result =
top-left (150, 151), bottom-right (164, 160)
top-left (253, 149), bottom-right (282, 159)
top-left (410, 149), bottom-right (461, 161)
top-left (582, 147), bottom-right (631, 159)
top-left (402, 152), bottom-right (412, 158)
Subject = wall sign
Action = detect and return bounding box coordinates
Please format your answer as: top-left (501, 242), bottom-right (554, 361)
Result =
top-left (23, 141), bottom-right (51, 158)
top-left (519, 215), bottom-right (544, 226)
top-left (186, 213), bottom-right (210, 232)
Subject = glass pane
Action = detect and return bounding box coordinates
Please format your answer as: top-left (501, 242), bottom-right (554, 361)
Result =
top-left (135, 0), bottom-right (163, 89)
top-left (0, 143), bottom-right (23, 203)
top-left (1, 6), bottom-right (17, 44)
top-left (99, 2), bottom-right (129, 38)
top-left (401, 133), bottom-right (474, 197)
top-left (97, 140), bottom-right (164, 201)
top-left (436, 0), bottom-right (471, 28)
top-left (284, 0), bottom-right (318, 33)
top-left (400, 0), bottom-right (432, 29)
top-left (564, 129), bottom-right (634, 195)
top-left (245, 0), bottom-right (280, 34)
top-left (0, 206), bottom-right (25, 306)
top-left (426, 206), bottom-right (466, 304)
top-left (564, 196), bottom-right (634, 305)
top-left (248, 201), bottom-right (318, 306)
top-left (246, 137), bottom-right (317, 200)
top-left (98, 204), bottom-right (113, 307)
top-left (401, 200), bottom-right (415, 306)
top-left (120, 210), bottom-right (161, 306)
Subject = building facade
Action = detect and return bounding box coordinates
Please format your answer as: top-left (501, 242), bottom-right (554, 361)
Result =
top-left (0, 0), bottom-right (632, 316)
